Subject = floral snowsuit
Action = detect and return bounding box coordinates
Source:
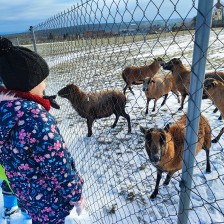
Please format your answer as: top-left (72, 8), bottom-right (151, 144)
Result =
top-left (0, 91), bottom-right (83, 224)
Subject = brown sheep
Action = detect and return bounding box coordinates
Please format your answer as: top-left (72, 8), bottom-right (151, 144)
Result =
top-left (205, 71), bottom-right (224, 82)
top-left (122, 57), bottom-right (165, 95)
top-left (140, 114), bottom-right (211, 198)
top-left (142, 73), bottom-right (180, 114)
top-left (205, 71), bottom-right (224, 120)
top-left (58, 84), bottom-right (131, 137)
top-left (162, 58), bottom-right (190, 110)
top-left (203, 78), bottom-right (224, 143)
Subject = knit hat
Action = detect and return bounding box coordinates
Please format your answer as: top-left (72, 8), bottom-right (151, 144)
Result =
top-left (0, 37), bottom-right (49, 92)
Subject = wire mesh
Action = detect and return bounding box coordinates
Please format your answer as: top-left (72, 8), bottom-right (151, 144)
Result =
top-left (4, 0), bottom-right (224, 223)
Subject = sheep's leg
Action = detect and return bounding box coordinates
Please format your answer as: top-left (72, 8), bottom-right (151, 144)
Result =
top-left (123, 84), bottom-right (128, 94)
top-left (178, 93), bottom-right (187, 110)
top-left (161, 94), bottom-right (168, 107)
top-left (213, 107), bottom-right (218, 113)
top-left (129, 86), bottom-right (135, 95)
top-left (163, 171), bottom-right (175, 185)
top-left (204, 148), bottom-right (211, 173)
top-left (213, 107), bottom-right (222, 119)
top-left (87, 118), bottom-right (94, 137)
top-left (145, 99), bottom-right (150, 114)
top-left (172, 90), bottom-right (180, 103)
top-left (212, 127), bottom-right (224, 144)
top-left (151, 170), bottom-right (162, 199)
top-left (123, 84), bottom-right (134, 95)
top-left (111, 114), bottom-right (119, 129)
top-left (152, 99), bottom-right (157, 112)
top-left (120, 110), bottom-right (131, 133)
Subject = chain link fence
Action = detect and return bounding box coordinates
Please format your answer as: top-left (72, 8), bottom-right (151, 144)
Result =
top-left (4, 0), bottom-right (224, 223)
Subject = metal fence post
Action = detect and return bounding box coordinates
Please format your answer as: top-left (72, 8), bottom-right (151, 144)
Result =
top-left (29, 26), bottom-right (37, 53)
top-left (177, 0), bottom-right (214, 223)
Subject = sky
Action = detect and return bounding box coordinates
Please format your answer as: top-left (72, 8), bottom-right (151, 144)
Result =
top-left (0, 0), bottom-right (203, 34)
top-left (0, 0), bottom-right (80, 34)
top-left (0, 0), bottom-right (219, 35)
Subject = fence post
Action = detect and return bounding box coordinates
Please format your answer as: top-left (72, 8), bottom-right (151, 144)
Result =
top-left (29, 26), bottom-right (37, 53)
top-left (177, 0), bottom-right (214, 223)
top-left (16, 37), bottom-right (20, 46)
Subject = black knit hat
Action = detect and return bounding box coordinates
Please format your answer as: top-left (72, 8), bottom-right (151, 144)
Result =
top-left (0, 37), bottom-right (49, 92)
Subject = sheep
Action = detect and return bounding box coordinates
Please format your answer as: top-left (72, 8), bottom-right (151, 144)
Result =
top-left (58, 84), bottom-right (132, 137)
top-left (140, 114), bottom-right (211, 199)
top-left (142, 73), bottom-right (180, 114)
top-left (162, 58), bottom-right (191, 110)
top-left (205, 71), bottom-right (224, 120)
top-left (203, 78), bottom-right (224, 143)
top-left (122, 57), bottom-right (165, 95)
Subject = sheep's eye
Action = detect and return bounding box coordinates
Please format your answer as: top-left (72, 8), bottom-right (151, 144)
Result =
top-left (207, 84), bottom-right (212, 89)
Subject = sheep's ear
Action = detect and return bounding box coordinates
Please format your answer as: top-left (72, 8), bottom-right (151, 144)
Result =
top-left (140, 126), bottom-right (147, 135)
top-left (172, 58), bottom-right (181, 64)
top-left (176, 58), bottom-right (182, 64)
top-left (164, 123), bottom-right (170, 132)
top-left (211, 80), bottom-right (218, 87)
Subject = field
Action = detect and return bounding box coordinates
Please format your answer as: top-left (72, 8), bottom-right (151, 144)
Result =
top-left (43, 28), bottom-right (224, 224)
top-left (1, 29), bottom-right (224, 224)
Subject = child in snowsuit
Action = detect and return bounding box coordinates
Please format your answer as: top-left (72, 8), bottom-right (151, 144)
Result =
top-left (0, 37), bottom-right (84, 224)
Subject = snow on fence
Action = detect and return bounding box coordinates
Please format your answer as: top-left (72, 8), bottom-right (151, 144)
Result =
top-left (6, 0), bottom-right (224, 223)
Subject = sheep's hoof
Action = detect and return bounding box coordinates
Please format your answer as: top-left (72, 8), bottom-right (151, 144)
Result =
top-left (150, 190), bottom-right (158, 199)
top-left (218, 116), bottom-right (222, 120)
top-left (163, 180), bottom-right (170, 185)
top-left (211, 138), bottom-right (218, 143)
top-left (213, 108), bottom-right (218, 113)
top-left (145, 111), bottom-right (148, 115)
top-left (87, 133), bottom-right (92, 137)
top-left (206, 168), bottom-right (211, 173)
top-left (178, 107), bottom-right (183, 111)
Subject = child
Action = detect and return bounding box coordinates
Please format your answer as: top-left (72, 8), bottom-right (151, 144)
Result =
top-left (0, 37), bottom-right (84, 224)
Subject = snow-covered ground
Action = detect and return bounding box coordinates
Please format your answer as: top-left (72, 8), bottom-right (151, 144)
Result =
top-left (1, 29), bottom-right (224, 223)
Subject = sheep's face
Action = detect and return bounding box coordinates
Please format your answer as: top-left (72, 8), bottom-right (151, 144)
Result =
top-left (58, 84), bottom-right (76, 99)
top-left (163, 58), bottom-right (182, 71)
top-left (142, 78), bottom-right (155, 92)
top-left (154, 57), bottom-right (165, 66)
top-left (202, 78), bottom-right (217, 99)
top-left (140, 127), bottom-right (166, 166)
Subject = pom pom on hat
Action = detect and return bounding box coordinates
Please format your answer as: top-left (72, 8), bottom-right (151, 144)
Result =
top-left (0, 37), bottom-right (49, 92)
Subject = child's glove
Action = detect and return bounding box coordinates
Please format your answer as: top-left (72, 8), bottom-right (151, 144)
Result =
top-left (73, 196), bottom-right (85, 216)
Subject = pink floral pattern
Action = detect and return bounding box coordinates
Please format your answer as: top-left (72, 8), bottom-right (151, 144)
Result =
top-left (0, 96), bottom-right (83, 224)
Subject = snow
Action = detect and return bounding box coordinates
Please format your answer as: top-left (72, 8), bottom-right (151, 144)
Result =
top-left (1, 28), bottom-right (224, 223)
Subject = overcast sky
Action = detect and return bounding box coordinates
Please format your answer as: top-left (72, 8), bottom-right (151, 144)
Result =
top-left (0, 0), bottom-right (216, 35)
